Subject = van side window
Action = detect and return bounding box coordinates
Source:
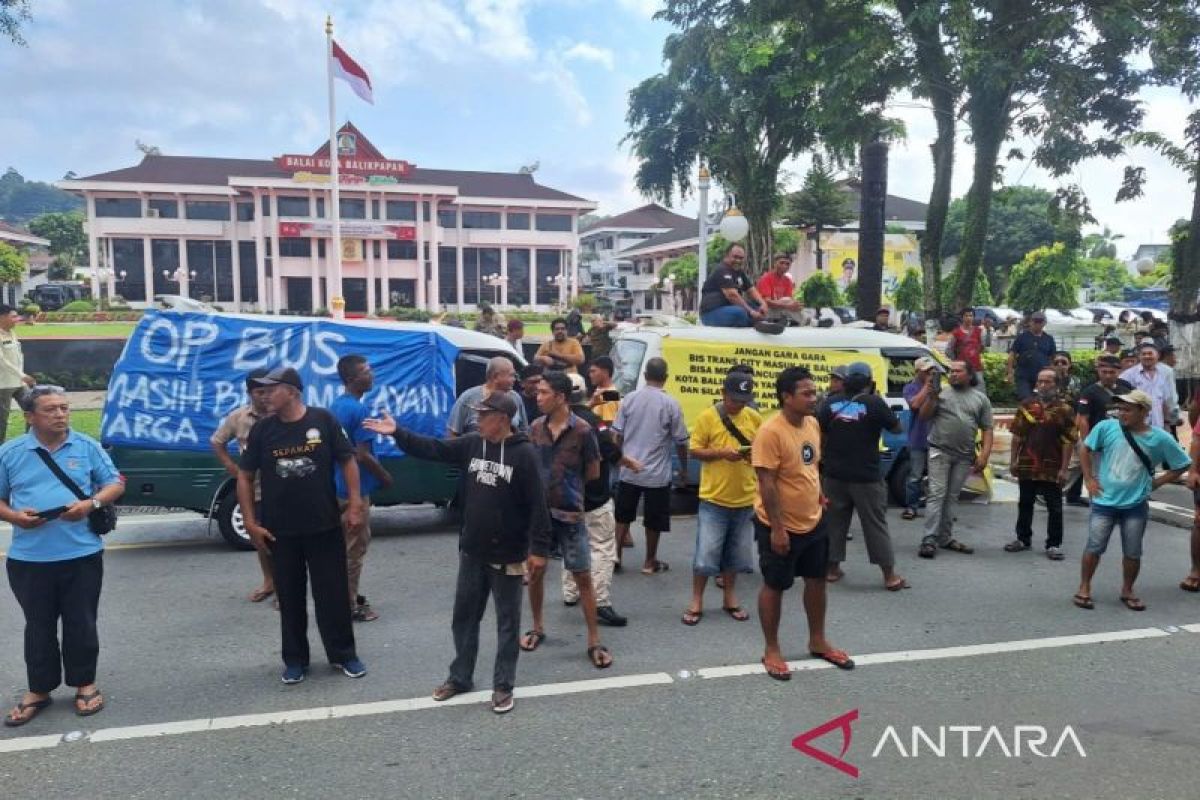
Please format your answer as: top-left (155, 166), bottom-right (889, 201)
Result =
top-left (612, 339), bottom-right (647, 396)
top-left (887, 356), bottom-right (918, 396)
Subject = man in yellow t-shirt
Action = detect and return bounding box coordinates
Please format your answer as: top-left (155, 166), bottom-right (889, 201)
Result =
top-left (682, 372), bottom-right (761, 626)
top-left (752, 366), bottom-right (854, 681)
top-left (534, 317), bottom-right (585, 374)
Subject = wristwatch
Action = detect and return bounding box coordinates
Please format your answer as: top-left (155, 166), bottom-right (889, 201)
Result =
top-left (91, 497), bottom-right (103, 510)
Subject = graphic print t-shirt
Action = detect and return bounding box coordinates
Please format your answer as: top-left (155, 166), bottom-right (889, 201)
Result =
top-left (699, 265), bottom-right (752, 312)
top-left (241, 407), bottom-right (353, 535)
top-left (817, 392), bottom-right (898, 483)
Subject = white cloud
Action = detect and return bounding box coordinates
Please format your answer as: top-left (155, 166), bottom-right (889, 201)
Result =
top-left (616, 0), bottom-right (662, 18)
top-left (563, 42), bottom-right (615, 70)
top-left (533, 54), bottom-right (593, 126)
top-left (465, 0), bottom-right (535, 62)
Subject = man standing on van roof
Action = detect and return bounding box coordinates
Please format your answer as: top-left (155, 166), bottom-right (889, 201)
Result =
top-left (699, 243), bottom-right (767, 328)
top-left (612, 357), bottom-right (689, 575)
top-left (0, 304), bottom-right (35, 445)
top-left (210, 368), bottom-right (275, 603)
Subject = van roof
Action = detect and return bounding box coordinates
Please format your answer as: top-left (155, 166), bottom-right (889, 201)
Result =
top-left (183, 312), bottom-right (525, 359)
top-left (614, 324), bottom-right (927, 350)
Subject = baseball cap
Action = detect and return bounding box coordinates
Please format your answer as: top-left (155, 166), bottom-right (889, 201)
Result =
top-left (830, 365), bottom-right (849, 380)
top-left (914, 356), bottom-right (944, 373)
top-left (1104, 335), bottom-right (1122, 344)
top-left (567, 373), bottom-right (588, 404)
top-left (1030, 312), bottom-right (1047, 322)
top-left (845, 361), bottom-right (873, 380)
top-left (723, 372), bottom-right (755, 403)
top-left (1113, 389), bottom-right (1153, 409)
top-left (1138, 338), bottom-right (1160, 351)
top-left (251, 366), bottom-right (303, 390)
top-left (1121, 348), bottom-right (1138, 359)
top-left (469, 390), bottom-right (518, 418)
top-left (1096, 354), bottom-right (1120, 367)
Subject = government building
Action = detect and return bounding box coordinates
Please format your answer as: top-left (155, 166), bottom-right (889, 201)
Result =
top-left (58, 124), bottom-right (595, 314)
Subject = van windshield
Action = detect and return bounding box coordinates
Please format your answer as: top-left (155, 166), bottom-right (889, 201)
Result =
top-left (882, 347), bottom-right (929, 396)
top-left (612, 338), bottom-right (647, 396)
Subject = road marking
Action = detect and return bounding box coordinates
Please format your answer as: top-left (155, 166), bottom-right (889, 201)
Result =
top-left (1148, 499), bottom-right (1193, 517)
top-left (0, 627), bottom-right (1195, 754)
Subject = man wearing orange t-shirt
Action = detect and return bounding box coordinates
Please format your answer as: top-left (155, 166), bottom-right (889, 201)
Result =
top-left (752, 366), bottom-right (854, 681)
top-left (755, 254), bottom-right (808, 326)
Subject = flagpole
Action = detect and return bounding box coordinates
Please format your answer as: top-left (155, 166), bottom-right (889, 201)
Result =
top-left (326, 14), bottom-right (345, 319)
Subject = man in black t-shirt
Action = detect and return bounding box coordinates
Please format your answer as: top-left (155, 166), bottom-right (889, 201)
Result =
top-left (1067, 355), bottom-right (1131, 506)
top-left (238, 366), bottom-right (367, 685)
top-left (698, 243), bottom-right (767, 328)
top-left (816, 362), bottom-right (908, 591)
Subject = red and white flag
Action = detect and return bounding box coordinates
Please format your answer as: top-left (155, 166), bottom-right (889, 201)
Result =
top-left (331, 40), bottom-right (373, 104)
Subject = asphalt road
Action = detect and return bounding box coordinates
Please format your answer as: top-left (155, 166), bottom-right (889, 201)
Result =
top-left (1, 496), bottom-right (1199, 799)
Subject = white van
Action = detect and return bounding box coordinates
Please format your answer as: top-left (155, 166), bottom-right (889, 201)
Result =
top-left (609, 324), bottom-right (939, 505)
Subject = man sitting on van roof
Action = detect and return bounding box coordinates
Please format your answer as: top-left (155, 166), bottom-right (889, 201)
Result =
top-left (699, 243), bottom-right (767, 328)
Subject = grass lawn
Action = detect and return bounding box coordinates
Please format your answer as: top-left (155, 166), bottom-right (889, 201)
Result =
top-left (6, 409), bottom-right (102, 441)
top-left (18, 322), bottom-right (137, 338)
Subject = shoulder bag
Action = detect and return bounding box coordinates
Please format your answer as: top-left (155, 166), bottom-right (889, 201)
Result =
top-left (1119, 426), bottom-right (1155, 477)
top-left (716, 403), bottom-right (753, 448)
top-left (33, 447), bottom-right (117, 536)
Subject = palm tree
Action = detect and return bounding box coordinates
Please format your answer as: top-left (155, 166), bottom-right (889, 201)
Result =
top-left (1082, 226), bottom-right (1125, 260)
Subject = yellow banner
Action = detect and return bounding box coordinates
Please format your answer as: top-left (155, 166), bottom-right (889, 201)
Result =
top-left (661, 338), bottom-right (887, 424)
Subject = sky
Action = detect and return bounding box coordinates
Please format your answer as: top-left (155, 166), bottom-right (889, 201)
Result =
top-left (1, 0), bottom-right (1194, 259)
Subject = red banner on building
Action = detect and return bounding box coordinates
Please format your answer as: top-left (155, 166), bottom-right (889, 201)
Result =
top-left (274, 154), bottom-right (414, 177)
top-left (278, 221), bottom-right (416, 240)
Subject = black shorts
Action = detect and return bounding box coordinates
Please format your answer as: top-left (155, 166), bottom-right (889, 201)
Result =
top-left (614, 481), bottom-right (671, 532)
top-left (754, 516), bottom-right (829, 591)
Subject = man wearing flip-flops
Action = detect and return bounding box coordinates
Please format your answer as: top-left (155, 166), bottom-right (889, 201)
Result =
top-left (753, 366), bottom-right (854, 681)
top-left (1, 386), bottom-right (124, 727)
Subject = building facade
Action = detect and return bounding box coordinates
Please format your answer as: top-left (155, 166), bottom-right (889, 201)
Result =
top-left (0, 221), bottom-right (52, 306)
top-left (58, 124), bottom-right (596, 314)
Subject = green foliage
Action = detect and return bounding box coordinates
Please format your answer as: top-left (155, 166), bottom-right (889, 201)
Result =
top-left (939, 269), bottom-right (993, 308)
top-left (982, 350), bottom-right (1099, 407)
top-left (572, 293), bottom-right (597, 312)
top-left (1004, 244), bottom-right (1081, 314)
top-left (1077, 257), bottom-right (1131, 300)
top-left (376, 307), bottom-right (432, 322)
top-left (782, 156), bottom-right (853, 230)
top-left (0, 240), bottom-right (27, 285)
top-left (893, 268), bottom-right (923, 312)
top-left (59, 299), bottom-right (96, 312)
top-left (27, 211), bottom-right (86, 264)
top-left (660, 252), bottom-right (699, 292)
top-left (799, 272), bottom-right (842, 309)
top-left (772, 227), bottom-right (799, 258)
top-left (19, 302), bottom-right (39, 316)
top-left (842, 280), bottom-right (858, 307)
top-left (0, 167), bottom-right (81, 223)
top-left (1132, 261), bottom-right (1171, 289)
top-left (1081, 226), bottom-right (1124, 260)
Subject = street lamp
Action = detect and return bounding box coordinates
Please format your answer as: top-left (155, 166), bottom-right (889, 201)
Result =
top-left (545, 273), bottom-right (567, 308)
top-left (484, 273), bottom-right (507, 306)
top-left (662, 275), bottom-right (675, 316)
top-left (89, 267), bottom-right (126, 309)
top-left (162, 267), bottom-right (197, 298)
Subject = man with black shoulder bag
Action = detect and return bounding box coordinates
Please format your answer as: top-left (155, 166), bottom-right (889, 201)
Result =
top-left (0, 385), bottom-right (124, 727)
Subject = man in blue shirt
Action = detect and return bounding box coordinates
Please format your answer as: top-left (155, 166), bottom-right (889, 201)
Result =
top-left (0, 386), bottom-right (123, 727)
top-left (1075, 389), bottom-right (1190, 611)
top-left (333, 355), bottom-right (392, 623)
top-left (1006, 312), bottom-right (1056, 400)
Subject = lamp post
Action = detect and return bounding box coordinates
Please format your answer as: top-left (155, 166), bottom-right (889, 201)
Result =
top-left (484, 273), bottom-right (507, 306)
top-left (545, 273), bottom-right (567, 309)
top-left (162, 267), bottom-right (197, 298)
top-left (663, 276), bottom-right (675, 316)
top-left (696, 163), bottom-right (751, 325)
top-left (89, 267), bottom-right (126, 309)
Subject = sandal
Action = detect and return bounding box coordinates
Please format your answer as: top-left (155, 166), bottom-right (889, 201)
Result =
top-left (1120, 595), bottom-right (1146, 611)
top-left (722, 606), bottom-right (750, 621)
top-left (1003, 540), bottom-right (1031, 552)
top-left (587, 645), bottom-right (613, 669)
top-left (825, 568), bottom-right (844, 583)
top-left (1181, 575), bottom-right (1200, 593)
top-left (810, 649), bottom-right (856, 670)
top-left (249, 586), bottom-right (275, 603)
top-left (885, 577), bottom-right (910, 592)
top-left (918, 542), bottom-right (936, 559)
top-left (941, 539), bottom-right (974, 554)
top-left (714, 575), bottom-right (726, 589)
top-left (519, 630), bottom-right (546, 652)
top-left (1072, 593), bottom-right (1095, 610)
top-left (761, 657), bottom-right (791, 681)
top-left (681, 609), bottom-right (703, 626)
top-left (641, 560), bottom-right (669, 575)
top-left (901, 508), bottom-right (917, 520)
top-left (3, 696), bottom-right (51, 728)
top-left (74, 690), bottom-right (104, 717)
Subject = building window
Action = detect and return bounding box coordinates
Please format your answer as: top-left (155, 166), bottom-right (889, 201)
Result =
top-left (316, 197), bottom-right (325, 218)
top-left (276, 196), bottom-right (310, 217)
top-left (536, 249), bottom-right (560, 304)
top-left (261, 196), bottom-right (271, 217)
top-left (151, 239), bottom-right (180, 296)
top-left (236, 202), bottom-right (255, 221)
top-left (110, 239), bottom-right (145, 301)
top-left (386, 200), bottom-right (416, 221)
top-left (507, 212), bottom-right (530, 230)
top-left (438, 205), bottom-right (458, 228)
top-left (462, 211), bottom-right (501, 230)
top-left (147, 199), bottom-right (178, 218)
top-left (386, 240), bottom-right (417, 259)
top-left (507, 248), bottom-right (530, 305)
top-left (438, 246), bottom-right (457, 305)
top-left (462, 247), bottom-right (501, 306)
top-left (340, 198), bottom-right (366, 219)
top-left (535, 213), bottom-right (572, 232)
top-left (238, 241), bottom-right (259, 302)
top-left (371, 200), bottom-right (380, 220)
top-left (186, 240), bottom-right (234, 303)
top-left (95, 198), bottom-right (141, 218)
top-left (318, 239), bottom-right (326, 258)
top-left (278, 238), bottom-right (312, 258)
top-left (185, 201), bottom-right (231, 221)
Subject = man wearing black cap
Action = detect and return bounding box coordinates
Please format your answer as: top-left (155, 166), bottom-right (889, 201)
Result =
top-left (872, 308), bottom-right (891, 332)
top-left (1007, 312), bottom-right (1056, 401)
top-left (1102, 336), bottom-right (1122, 357)
top-left (365, 392), bottom-right (549, 714)
top-left (818, 362), bottom-right (907, 590)
top-left (237, 367), bottom-right (367, 684)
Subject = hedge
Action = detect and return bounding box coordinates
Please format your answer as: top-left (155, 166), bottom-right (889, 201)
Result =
top-left (981, 350), bottom-right (1099, 407)
top-left (35, 311), bottom-right (144, 323)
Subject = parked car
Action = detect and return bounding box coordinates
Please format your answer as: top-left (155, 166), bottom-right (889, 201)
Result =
top-left (28, 281), bottom-right (91, 311)
top-left (154, 294), bottom-right (218, 313)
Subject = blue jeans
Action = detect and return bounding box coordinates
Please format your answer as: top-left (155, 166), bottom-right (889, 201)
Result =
top-left (905, 448), bottom-right (927, 510)
top-left (701, 302), bottom-right (761, 328)
top-left (693, 501), bottom-right (755, 576)
top-left (548, 518), bottom-right (591, 573)
top-left (1085, 502), bottom-right (1149, 559)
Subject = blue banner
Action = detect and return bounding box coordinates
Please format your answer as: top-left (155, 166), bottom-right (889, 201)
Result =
top-left (101, 311), bottom-right (459, 454)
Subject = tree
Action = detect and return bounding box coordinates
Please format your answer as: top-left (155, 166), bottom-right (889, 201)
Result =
top-left (1082, 226), bottom-right (1125, 260)
top-left (659, 252), bottom-right (699, 310)
top-left (799, 271), bottom-right (842, 309)
top-left (782, 156), bottom-right (853, 272)
top-left (843, 280), bottom-right (858, 307)
top-left (0, 168), bottom-right (82, 223)
top-left (940, 268), bottom-right (992, 309)
top-left (1078, 256), bottom-right (1131, 301)
top-left (1004, 243), bottom-right (1080, 314)
top-left (28, 211), bottom-right (86, 265)
top-left (942, 186), bottom-right (1073, 297)
top-left (945, 1), bottom-right (1162, 311)
top-left (0, 241), bottom-right (27, 288)
top-left (1, 0), bottom-right (30, 46)
top-left (894, 268), bottom-right (923, 313)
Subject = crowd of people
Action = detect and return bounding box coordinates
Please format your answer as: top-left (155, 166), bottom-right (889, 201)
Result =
top-left (6, 298), bottom-right (1200, 724)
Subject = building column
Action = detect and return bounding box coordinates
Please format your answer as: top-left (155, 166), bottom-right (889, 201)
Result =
top-left (178, 237), bottom-right (191, 298)
top-left (380, 236), bottom-right (392, 311)
top-left (229, 198), bottom-right (242, 310)
top-left (85, 193), bottom-right (100, 299)
top-left (310, 238), bottom-right (321, 312)
top-left (366, 238), bottom-right (377, 315)
top-left (252, 189), bottom-right (269, 312)
top-left (427, 196), bottom-right (440, 312)
top-left (141, 236), bottom-right (153, 305)
top-left (499, 247), bottom-right (508, 307)
top-left (269, 191), bottom-right (283, 313)
top-left (455, 244), bottom-right (464, 310)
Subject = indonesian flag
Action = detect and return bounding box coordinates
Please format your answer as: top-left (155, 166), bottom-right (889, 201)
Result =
top-left (331, 40), bottom-right (373, 104)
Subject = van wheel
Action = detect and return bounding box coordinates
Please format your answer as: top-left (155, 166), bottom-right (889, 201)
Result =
top-left (216, 492), bottom-right (256, 551)
top-left (887, 453), bottom-right (909, 507)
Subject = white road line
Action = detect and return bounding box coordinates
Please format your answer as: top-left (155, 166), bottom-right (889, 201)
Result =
top-left (1148, 500), bottom-right (1192, 516)
top-left (0, 629), bottom-right (1196, 754)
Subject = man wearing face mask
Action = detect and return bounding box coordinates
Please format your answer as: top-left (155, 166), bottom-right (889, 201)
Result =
top-left (1005, 368), bottom-right (1078, 560)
